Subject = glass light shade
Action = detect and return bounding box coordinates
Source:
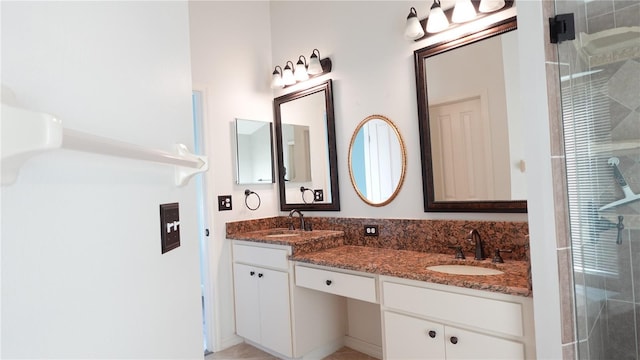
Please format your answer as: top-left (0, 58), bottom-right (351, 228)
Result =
top-left (479, 0), bottom-right (505, 13)
top-left (307, 52), bottom-right (323, 75)
top-left (452, 0), bottom-right (477, 23)
top-left (404, 7), bottom-right (425, 40)
top-left (294, 58), bottom-right (309, 81)
top-left (426, 5), bottom-right (449, 33)
top-left (270, 66), bottom-right (283, 89)
top-left (282, 62), bottom-right (295, 85)
top-left (271, 73), bottom-right (283, 89)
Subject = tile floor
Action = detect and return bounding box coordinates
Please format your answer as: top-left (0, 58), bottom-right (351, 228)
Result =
top-left (205, 342), bottom-right (379, 360)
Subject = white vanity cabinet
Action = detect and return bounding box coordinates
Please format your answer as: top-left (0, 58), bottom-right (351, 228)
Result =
top-left (231, 241), bottom-right (347, 359)
top-left (381, 277), bottom-right (535, 360)
top-left (232, 243), bottom-right (292, 357)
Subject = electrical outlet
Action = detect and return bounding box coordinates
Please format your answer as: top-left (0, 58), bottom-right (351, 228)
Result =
top-left (314, 189), bottom-right (324, 202)
top-left (364, 225), bottom-right (379, 236)
top-left (218, 195), bottom-right (232, 211)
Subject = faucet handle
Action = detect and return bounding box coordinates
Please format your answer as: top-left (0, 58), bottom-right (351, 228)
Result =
top-left (448, 246), bottom-right (465, 259)
top-left (492, 249), bottom-right (512, 263)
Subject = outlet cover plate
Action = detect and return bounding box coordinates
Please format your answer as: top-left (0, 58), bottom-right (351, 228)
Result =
top-left (218, 195), bottom-right (232, 211)
top-left (314, 189), bottom-right (324, 202)
top-left (364, 225), bottom-right (379, 236)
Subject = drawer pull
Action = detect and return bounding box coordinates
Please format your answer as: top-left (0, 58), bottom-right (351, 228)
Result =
top-left (250, 271), bottom-right (255, 276)
top-left (450, 336), bottom-right (458, 344)
top-left (258, 273), bottom-right (264, 278)
top-left (325, 280), bottom-right (332, 286)
top-left (428, 330), bottom-right (436, 338)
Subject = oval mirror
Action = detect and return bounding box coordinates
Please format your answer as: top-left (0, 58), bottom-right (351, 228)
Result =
top-left (348, 115), bottom-right (406, 207)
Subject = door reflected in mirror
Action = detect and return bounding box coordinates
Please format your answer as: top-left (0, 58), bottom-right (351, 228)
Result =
top-left (234, 118), bottom-right (274, 185)
top-left (281, 124), bottom-right (311, 182)
top-left (415, 16), bottom-right (527, 212)
top-left (426, 30), bottom-right (525, 202)
top-left (274, 79), bottom-right (340, 211)
top-left (349, 115), bottom-right (406, 207)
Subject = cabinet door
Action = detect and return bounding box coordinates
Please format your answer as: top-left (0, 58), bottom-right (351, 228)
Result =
top-left (384, 311), bottom-right (445, 359)
top-left (258, 267), bottom-right (292, 357)
top-left (444, 326), bottom-right (524, 360)
top-left (233, 263), bottom-right (261, 344)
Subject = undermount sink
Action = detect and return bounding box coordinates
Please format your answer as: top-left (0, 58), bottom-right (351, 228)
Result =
top-left (426, 264), bottom-right (504, 276)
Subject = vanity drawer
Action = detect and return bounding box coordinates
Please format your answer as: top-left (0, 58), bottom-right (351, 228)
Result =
top-left (382, 281), bottom-right (523, 337)
top-left (232, 243), bottom-right (289, 270)
top-left (295, 265), bottom-right (377, 303)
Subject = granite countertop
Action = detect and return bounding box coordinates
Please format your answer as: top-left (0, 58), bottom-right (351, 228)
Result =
top-left (227, 228), bottom-right (345, 255)
top-left (228, 230), bottom-right (532, 297)
top-left (291, 245), bottom-right (532, 297)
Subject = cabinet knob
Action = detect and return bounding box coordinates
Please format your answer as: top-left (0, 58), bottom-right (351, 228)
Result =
top-left (450, 336), bottom-right (458, 344)
top-left (428, 330), bottom-right (436, 338)
top-left (250, 271), bottom-right (255, 276)
top-left (258, 273), bottom-right (264, 278)
top-left (326, 280), bottom-right (332, 286)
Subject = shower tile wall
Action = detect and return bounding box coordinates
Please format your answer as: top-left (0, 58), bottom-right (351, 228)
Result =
top-left (549, 0), bottom-right (640, 359)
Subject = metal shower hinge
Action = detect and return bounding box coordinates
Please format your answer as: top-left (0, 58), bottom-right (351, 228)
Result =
top-left (549, 13), bottom-right (576, 44)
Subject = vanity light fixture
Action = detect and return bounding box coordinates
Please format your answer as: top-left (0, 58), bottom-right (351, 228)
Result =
top-left (479, 0), bottom-right (505, 13)
top-left (425, 0), bottom-right (449, 33)
top-left (405, 7), bottom-right (425, 40)
top-left (404, 0), bottom-right (510, 40)
top-left (452, 0), bottom-right (477, 23)
top-left (282, 61), bottom-right (296, 86)
top-left (270, 65), bottom-right (284, 89)
top-left (294, 55), bottom-right (309, 81)
top-left (271, 49), bottom-right (332, 89)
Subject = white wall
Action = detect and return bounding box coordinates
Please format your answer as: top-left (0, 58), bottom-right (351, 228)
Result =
top-left (1, 2), bottom-right (203, 358)
top-left (188, 1), bottom-right (277, 351)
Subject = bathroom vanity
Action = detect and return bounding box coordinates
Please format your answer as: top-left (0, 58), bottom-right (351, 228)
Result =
top-left (227, 227), bottom-right (535, 360)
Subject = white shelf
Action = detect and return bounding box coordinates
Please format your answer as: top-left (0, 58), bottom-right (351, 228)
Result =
top-left (1, 103), bottom-right (208, 186)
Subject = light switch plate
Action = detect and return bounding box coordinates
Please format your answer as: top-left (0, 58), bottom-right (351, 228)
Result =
top-left (218, 195), bottom-right (232, 211)
top-left (160, 203), bottom-right (180, 254)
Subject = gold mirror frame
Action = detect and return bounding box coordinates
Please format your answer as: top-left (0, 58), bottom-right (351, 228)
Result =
top-left (348, 115), bottom-right (407, 207)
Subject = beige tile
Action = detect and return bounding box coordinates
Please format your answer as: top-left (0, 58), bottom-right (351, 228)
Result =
top-left (205, 344), bottom-right (378, 360)
top-left (542, 0), bottom-right (559, 63)
top-left (205, 343), bottom-right (278, 360)
top-left (322, 347), bottom-right (379, 360)
top-left (562, 341), bottom-right (577, 360)
top-left (551, 157), bottom-right (571, 249)
top-left (545, 62), bottom-right (565, 157)
top-left (557, 248), bottom-right (577, 345)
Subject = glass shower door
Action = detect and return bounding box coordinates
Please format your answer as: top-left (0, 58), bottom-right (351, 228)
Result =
top-left (555, 1), bottom-right (640, 359)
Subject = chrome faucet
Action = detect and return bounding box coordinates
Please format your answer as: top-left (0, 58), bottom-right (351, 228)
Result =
top-left (467, 229), bottom-right (485, 260)
top-left (288, 209), bottom-right (306, 231)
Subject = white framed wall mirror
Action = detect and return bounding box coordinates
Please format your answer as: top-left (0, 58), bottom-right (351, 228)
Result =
top-left (415, 17), bottom-right (527, 213)
top-left (234, 118), bottom-right (275, 185)
top-left (349, 115), bottom-right (406, 207)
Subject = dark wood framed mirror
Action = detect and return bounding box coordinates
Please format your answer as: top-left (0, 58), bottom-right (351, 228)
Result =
top-left (415, 16), bottom-right (527, 213)
top-left (274, 79), bottom-right (340, 211)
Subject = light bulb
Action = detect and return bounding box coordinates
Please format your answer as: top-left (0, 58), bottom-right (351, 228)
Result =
top-left (405, 7), bottom-right (425, 40)
top-left (426, 0), bottom-right (449, 33)
top-left (452, 0), bottom-right (477, 23)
